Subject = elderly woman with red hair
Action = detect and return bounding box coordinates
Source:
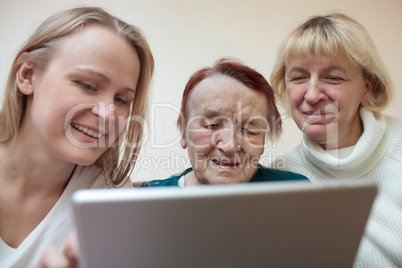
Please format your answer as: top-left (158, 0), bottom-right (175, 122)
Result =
top-left (141, 58), bottom-right (308, 187)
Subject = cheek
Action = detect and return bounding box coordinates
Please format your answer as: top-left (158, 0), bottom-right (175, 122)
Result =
top-left (243, 132), bottom-right (265, 146)
top-left (112, 108), bottom-right (132, 132)
top-left (286, 86), bottom-right (304, 107)
top-left (188, 131), bottom-right (212, 147)
top-left (113, 119), bottom-right (128, 140)
top-left (187, 131), bottom-right (215, 158)
top-left (242, 136), bottom-right (265, 158)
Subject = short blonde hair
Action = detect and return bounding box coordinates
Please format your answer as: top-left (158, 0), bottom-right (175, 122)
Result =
top-left (0, 6), bottom-right (154, 186)
top-left (270, 13), bottom-right (393, 114)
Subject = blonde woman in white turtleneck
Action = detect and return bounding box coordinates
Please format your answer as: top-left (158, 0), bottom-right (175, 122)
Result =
top-left (270, 13), bottom-right (402, 268)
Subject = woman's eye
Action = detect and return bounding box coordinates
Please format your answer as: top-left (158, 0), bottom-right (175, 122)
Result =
top-left (205, 124), bottom-right (219, 129)
top-left (290, 76), bottom-right (307, 83)
top-left (243, 128), bottom-right (255, 134)
top-left (78, 82), bottom-right (95, 91)
top-left (114, 96), bottom-right (128, 105)
top-left (326, 76), bottom-right (344, 83)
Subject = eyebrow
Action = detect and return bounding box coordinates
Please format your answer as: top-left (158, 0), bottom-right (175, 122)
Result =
top-left (69, 67), bottom-right (136, 93)
top-left (71, 67), bottom-right (110, 83)
top-left (287, 64), bottom-right (347, 74)
top-left (201, 109), bottom-right (267, 128)
top-left (202, 109), bottom-right (224, 118)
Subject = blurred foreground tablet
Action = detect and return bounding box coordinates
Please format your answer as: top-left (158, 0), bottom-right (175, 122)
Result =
top-left (72, 181), bottom-right (377, 268)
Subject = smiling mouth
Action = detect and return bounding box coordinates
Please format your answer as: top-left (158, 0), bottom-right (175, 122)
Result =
top-left (212, 159), bottom-right (240, 168)
top-left (303, 110), bottom-right (329, 116)
top-left (303, 110), bottom-right (337, 122)
top-left (71, 123), bottom-right (104, 138)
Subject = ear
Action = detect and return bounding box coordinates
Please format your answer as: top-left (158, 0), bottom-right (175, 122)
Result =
top-left (179, 117), bottom-right (188, 149)
top-left (180, 126), bottom-right (187, 149)
top-left (180, 137), bottom-right (187, 149)
top-left (179, 124), bottom-right (188, 149)
top-left (16, 61), bottom-right (35, 96)
top-left (361, 76), bottom-right (374, 106)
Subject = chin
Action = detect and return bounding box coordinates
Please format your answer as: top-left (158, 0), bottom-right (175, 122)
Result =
top-left (210, 176), bottom-right (246, 185)
top-left (303, 126), bottom-right (329, 140)
top-left (73, 158), bottom-right (98, 166)
top-left (68, 151), bottom-right (100, 166)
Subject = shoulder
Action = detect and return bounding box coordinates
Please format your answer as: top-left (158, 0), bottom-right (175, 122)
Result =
top-left (70, 164), bottom-right (108, 189)
top-left (73, 165), bottom-right (134, 189)
top-left (386, 115), bottom-right (402, 161)
top-left (270, 146), bottom-right (306, 172)
top-left (140, 168), bottom-right (193, 187)
top-left (280, 146), bottom-right (303, 162)
top-left (74, 164), bottom-right (102, 179)
top-left (253, 164), bottom-right (309, 182)
top-left (140, 177), bottom-right (179, 187)
top-left (389, 114), bottom-right (402, 132)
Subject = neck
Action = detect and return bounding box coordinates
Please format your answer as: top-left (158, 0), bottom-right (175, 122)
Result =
top-left (319, 118), bottom-right (364, 150)
top-left (0, 139), bottom-right (76, 196)
top-left (184, 171), bottom-right (202, 186)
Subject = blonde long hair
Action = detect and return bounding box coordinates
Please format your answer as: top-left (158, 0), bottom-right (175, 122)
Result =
top-left (0, 6), bottom-right (154, 186)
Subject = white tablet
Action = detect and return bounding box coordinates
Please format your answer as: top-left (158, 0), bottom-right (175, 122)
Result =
top-left (72, 180), bottom-right (377, 268)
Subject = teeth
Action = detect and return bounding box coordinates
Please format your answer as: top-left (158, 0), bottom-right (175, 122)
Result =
top-left (212, 159), bottom-right (238, 166)
top-left (71, 123), bottom-right (103, 138)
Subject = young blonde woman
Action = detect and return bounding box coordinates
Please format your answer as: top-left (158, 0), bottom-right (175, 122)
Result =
top-left (0, 6), bottom-right (154, 267)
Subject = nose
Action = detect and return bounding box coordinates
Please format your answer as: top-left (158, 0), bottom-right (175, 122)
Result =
top-left (304, 79), bottom-right (326, 104)
top-left (91, 100), bottom-right (116, 122)
top-left (215, 126), bottom-right (241, 154)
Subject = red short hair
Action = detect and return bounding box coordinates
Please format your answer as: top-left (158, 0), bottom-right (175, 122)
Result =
top-left (178, 58), bottom-right (282, 141)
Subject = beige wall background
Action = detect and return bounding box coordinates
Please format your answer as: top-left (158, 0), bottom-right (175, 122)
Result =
top-left (1, 0), bottom-right (401, 182)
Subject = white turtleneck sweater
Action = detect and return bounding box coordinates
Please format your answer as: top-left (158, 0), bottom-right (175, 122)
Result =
top-left (271, 108), bottom-right (402, 268)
